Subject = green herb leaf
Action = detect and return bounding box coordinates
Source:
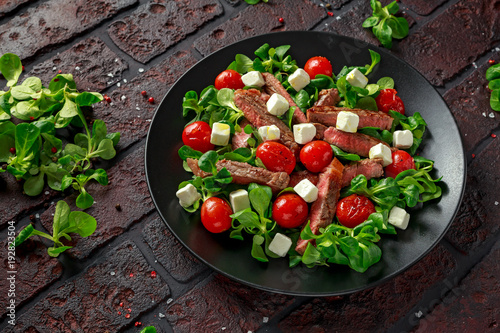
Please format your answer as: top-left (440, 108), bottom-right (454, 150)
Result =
top-left (0, 53), bottom-right (22, 87)
top-left (486, 63), bottom-right (500, 81)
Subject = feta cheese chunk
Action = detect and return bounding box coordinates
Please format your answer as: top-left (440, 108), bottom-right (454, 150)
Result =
top-left (266, 93), bottom-right (289, 116)
top-left (288, 68), bottom-right (311, 91)
top-left (293, 123), bottom-right (316, 144)
top-left (369, 143), bottom-right (393, 166)
top-left (388, 206), bottom-right (410, 230)
top-left (210, 122), bottom-right (231, 146)
top-left (258, 125), bottom-right (280, 141)
top-left (176, 184), bottom-right (201, 208)
top-left (346, 68), bottom-right (368, 88)
top-left (229, 189), bottom-right (251, 213)
top-left (294, 179), bottom-right (319, 203)
top-left (241, 71), bottom-right (265, 87)
top-left (393, 130), bottom-right (414, 149)
top-left (268, 233), bottom-right (292, 257)
top-left (336, 111), bottom-right (359, 133)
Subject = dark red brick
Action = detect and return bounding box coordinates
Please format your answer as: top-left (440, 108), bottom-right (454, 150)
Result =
top-left (395, 0), bottom-right (500, 86)
top-left (3, 240), bottom-right (170, 332)
top-left (445, 138), bottom-right (500, 253)
top-left (0, 174), bottom-right (57, 228)
top-left (91, 50), bottom-right (198, 150)
top-left (279, 244), bottom-right (456, 332)
top-left (28, 36), bottom-right (128, 92)
top-left (443, 51), bottom-right (500, 152)
top-left (0, 0), bottom-right (34, 17)
top-left (142, 214), bottom-right (207, 282)
top-left (194, 0), bottom-right (327, 56)
top-left (107, 0), bottom-right (223, 63)
top-left (414, 241), bottom-right (500, 332)
top-left (40, 144), bottom-right (154, 259)
top-left (0, 0), bottom-right (138, 61)
top-left (0, 238), bottom-right (62, 318)
top-left (166, 274), bottom-right (295, 332)
top-left (400, 0), bottom-right (447, 16)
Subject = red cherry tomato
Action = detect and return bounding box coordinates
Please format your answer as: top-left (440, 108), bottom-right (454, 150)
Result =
top-left (214, 69), bottom-right (244, 90)
top-left (200, 197), bottom-right (233, 233)
top-left (304, 56), bottom-right (333, 79)
top-left (256, 141), bottom-right (296, 174)
top-left (299, 140), bottom-right (333, 173)
top-left (336, 194), bottom-right (376, 228)
top-left (384, 150), bottom-right (416, 178)
top-left (375, 89), bottom-right (405, 115)
top-left (272, 193), bottom-right (309, 228)
top-left (182, 121), bottom-right (215, 153)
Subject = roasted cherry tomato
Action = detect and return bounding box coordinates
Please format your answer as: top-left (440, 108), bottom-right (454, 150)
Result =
top-left (375, 89), bottom-right (405, 115)
top-left (182, 121), bottom-right (214, 153)
top-left (336, 194), bottom-right (376, 228)
top-left (299, 140), bottom-right (334, 173)
top-left (304, 56), bottom-right (333, 79)
top-left (385, 150), bottom-right (416, 178)
top-left (200, 197), bottom-right (233, 233)
top-left (256, 141), bottom-right (296, 174)
top-left (214, 69), bottom-right (244, 90)
top-left (272, 193), bottom-right (309, 228)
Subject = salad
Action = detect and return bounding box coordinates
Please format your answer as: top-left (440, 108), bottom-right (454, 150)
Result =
top-left (175, 43), bottom-right (442, 273)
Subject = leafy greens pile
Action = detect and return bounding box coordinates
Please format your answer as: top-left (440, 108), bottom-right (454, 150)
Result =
top-left (363, 0), bottom-right (409, 49)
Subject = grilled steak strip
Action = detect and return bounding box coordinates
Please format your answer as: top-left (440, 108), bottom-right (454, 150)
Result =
top-left (262, 72), bottom-right (308, 124)
top-left (323, 127), bottom-right (392, 157)
top-left (313, 123), bottom-right (327, 140)
top-left (307, 106), bottom-right (394, 131)
top-left (295, 158), bottom-right (344, 255)
top-left (232, 119), bottom-right (252, 150)
top-left (234, 89), bottom-right (300, 157)
top-left (313, 88), bottom-right (341, 107)
top-left (289, 170), bottom-right (319, 188)
top-left (341, 158), bottom-right (384, 188)
top-left (186, 158), bottom-right (290, 194)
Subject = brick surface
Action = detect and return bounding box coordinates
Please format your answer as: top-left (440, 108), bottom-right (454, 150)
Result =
top-left (194, 0), bottom-right (327, 56)
top-left (321, 0), bottom-right (351, 10)
top-left (0, 239), bottom-right (63, 318)
top-left (0, 0), bottom-right (34, 17)
top-left (91, 50), bottom-right (198, 150)
top-left (445, 138), bottom-right (500, 253)
top-left (0, 0), bottom-right (137, 61)
top-left (3, 240), bottom-right (170, 332)
top-left (40, 144), bottom-right (154, 259)
top-left (395, 0), bottom-right (500, 86)
top-left (401, 0), bottom-right (447, 16)
top-left (414, 241), bottom-right (500, 332)
top-left (166, 274), bottom-right (295, 332)
top-left (279, 244), bottom-right (456, 332)
top-left (142, 214), bottom-right (207, 283)
top-left (107, 0), bottom-right (223, 63)
top-left (443, 51), bottom-right (500, 152)
top-left (28, 36), bottom-right (128, 92)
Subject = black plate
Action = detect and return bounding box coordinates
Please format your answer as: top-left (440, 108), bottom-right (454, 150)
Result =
top-left (145, 31), bottom-right (465, 296)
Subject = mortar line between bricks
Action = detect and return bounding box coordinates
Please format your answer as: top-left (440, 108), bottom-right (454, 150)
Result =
top-left (388, 229), bottom-right (500, 333)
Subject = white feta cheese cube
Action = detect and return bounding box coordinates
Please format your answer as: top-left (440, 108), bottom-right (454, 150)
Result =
top-left (369, 143), bottom-right (393, 167)
top-left (257, 125), bottom-right (280, 141)
top-left (336, 111), bottom-right (359, 133)
top-left (346, 68), bottom-right (369, 88)
top-left (288, 68), bottom-right (311, 91)
top-left (293, 123), bottom-right (316, 144)
top-left (229, 189), bottom-right (251, 213)
top-left (210, 122), bottom-right (231, 146)
top-left (293, 179), bottom-right (319, 203)
top-left (393, 130), bottom-right (414, 149)
top-left (176, 184), bottom-right (201, 207)
top-left (388, 206), bottom-right (410, 230)
top-left (241, 71), bottom-right (265, 87)
top-left (268, 233), bottom-right (292, 257)
top-left (266, 93), bottom-right (289, 116)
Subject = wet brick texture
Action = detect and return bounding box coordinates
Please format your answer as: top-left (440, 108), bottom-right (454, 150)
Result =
top-left (0, 0), bottom-right (499, 332)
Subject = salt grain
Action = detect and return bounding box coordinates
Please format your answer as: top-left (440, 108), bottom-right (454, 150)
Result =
top-left (110, 271), bottom-right (115, 276)
top-left (415, 311), bottom-right (423, 318)
top-left (123, 79), bottom-right (128, 83)
top-left (489, 112), bottom-right (495, 118)
top-left (263, 317), bottom-right (269, 323)
top-left (107, 73), bottom-right (114, 77)
top-left (45, 191), bottom-right (49, 195)
top-left (136, 107), bottom-right (141, 111)
top-left (35, 213), bottom-right (40, 219)
top-left (121, 95), bottom-right (127, 101)
top-left (472, 62), bottom-right (477, 69)
top-left (75, 66), bottom-right (80, 71)
top-left (117, 83), bottom-right (121, 87)
top-left (138, 68), bottom-right (145, 73)
top-left (167, 298), bottom-right (173, 304)
top-left (159, 313), bottom-right (165, 318)
top-left (52, 66), bottom-right (57, 71)
top-left (495, 201), bottom-right (499, 206)
top-left (482, 112), bottom-right (487, 117)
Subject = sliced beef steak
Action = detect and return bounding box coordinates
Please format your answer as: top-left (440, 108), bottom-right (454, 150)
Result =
top-left (186, 158), bottom-right (290, 194)
top-left (232, 119), bottom-right (252, 150)
top-left (323, 127), bottom-right (391, 157)
top-left (295, 158), bottom-right (344, 255)
top-left (307, 106), bottom-right (394, 131)
top-left (289, 170), bottom-right (319, 188)
top-left (341, 158), bottom-right (384, 187)
top-left (313, 88), bottom-right (341, 107)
